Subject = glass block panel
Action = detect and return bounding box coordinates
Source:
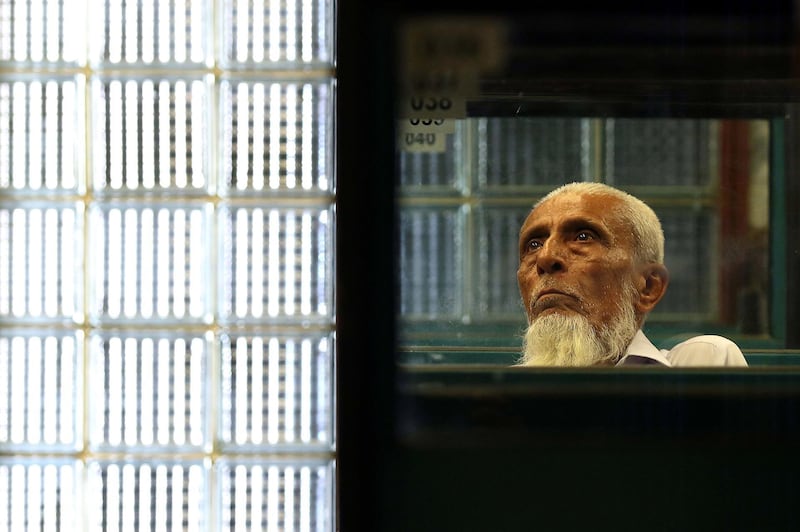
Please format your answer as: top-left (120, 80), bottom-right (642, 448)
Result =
top-left (397, 125), bottom-right (463, 192)
top-left (219, 333), bottom-right (333, 450)
top-left (218, 204), bottom-right (333, 324)
top-left (88, 332), bottom-right (209, 451)
top-left (0, 330), bottom-right (82, 451)
top-left (89, 0), bottom-right (210, 66)
top-left (220, 0), bottom-right (333, 67)
top-left (87, 460), bottom-right (208, 531)
top-left (0, 0), bottom-right (85, 64)
top-left (605, 118), bottom-right (716, 186)
top-left (0, 76), bottom-right (84, 193)
top-left (88, 203), bottom-right (212, 324)
top-left (398, 206), bottom-right (464, 318)
top-left (473, 205), bottom-right (531, 318)
top-left (91, 77), bottom-right (211, 194)
top-left (217, 459), bottom-right (334, 532)
top-left (655, 208), bottom-right (716, 317)
top-left (477, 117), bottom-right (587, 189)
top-left (0, 202), bottom-right (83, 322)
top-left (219, 79), bottom-right (333, 195)
top-left (0, 458), bottom-right (81, 531)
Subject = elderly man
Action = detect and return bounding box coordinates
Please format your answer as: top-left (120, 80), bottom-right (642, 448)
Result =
top-left (517, 181), bottom-right (748, 367)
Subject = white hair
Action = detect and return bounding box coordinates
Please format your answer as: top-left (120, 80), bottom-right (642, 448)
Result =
top-left (533, 181), bottom-right (665, 263)
top-left (519, 279), bottom-right (639, 366)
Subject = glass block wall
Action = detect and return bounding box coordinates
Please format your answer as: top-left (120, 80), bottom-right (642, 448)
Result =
top-left (0, 1), bottom-right (335, 530)
top-left (397, 117), bottom-right (728, 344)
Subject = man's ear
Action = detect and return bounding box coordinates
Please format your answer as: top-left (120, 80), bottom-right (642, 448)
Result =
top-left (635, 263), bottom-right (669, 315)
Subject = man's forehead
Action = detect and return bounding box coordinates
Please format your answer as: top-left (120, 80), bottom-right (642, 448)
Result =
top-left (522, 191), bottom-right (621, 229)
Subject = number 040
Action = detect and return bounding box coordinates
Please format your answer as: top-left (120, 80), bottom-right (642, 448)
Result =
top-left (404, 132), bottom-right (437, 145)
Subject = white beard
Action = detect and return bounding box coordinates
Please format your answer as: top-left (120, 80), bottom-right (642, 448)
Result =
top-left (519, 292), bottom-right (638, 367)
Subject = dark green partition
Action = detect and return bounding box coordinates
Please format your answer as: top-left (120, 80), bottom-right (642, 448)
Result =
top-left (398, 347), bottom-right (800, 367)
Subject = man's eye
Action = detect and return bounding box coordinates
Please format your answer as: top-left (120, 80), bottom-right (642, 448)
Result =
top-left (527, 239), bottom-right (542, 251)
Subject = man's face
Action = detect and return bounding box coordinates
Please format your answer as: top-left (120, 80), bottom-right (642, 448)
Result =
top-left (517, 191), bottom-right (640, 332)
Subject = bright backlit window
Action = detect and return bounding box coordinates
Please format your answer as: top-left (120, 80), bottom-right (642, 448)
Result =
top-left (0, 0), bottom-right (335, 530)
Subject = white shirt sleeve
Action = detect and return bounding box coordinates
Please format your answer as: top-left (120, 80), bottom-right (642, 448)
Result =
top-left (664, 335), bottom-right (749, 367)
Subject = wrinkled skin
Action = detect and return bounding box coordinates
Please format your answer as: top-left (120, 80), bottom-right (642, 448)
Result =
top-left (517, 191), bottom-right (669, 331)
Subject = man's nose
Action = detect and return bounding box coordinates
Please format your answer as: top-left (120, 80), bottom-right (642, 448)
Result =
top-left (536, 239), bottom-right (565, 275)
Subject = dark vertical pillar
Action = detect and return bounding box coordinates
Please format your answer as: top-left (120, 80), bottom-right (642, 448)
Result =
top-left (783, 109), bottom-right (800, 347)
top-left (336, 1), bottom-right (398, 531)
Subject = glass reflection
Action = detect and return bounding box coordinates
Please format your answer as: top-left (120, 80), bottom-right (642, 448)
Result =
top-left (397, 115), bottom-right (774, 359)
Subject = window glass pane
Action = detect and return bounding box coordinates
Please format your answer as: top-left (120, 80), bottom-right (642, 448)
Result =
top-left (0, 76), bottom-right (85, 194)
top-left (217, 459), bottom-right (334, 532)
top-left (656, 208), bottom-right (717, 319)
top-left (89, 0), bottom-right (211, 67)
top-left (88, 332), bottom-right (209, 451)
top-left (0, 331), bottom-right (82, 451)
top-left (88, 203), bottom-right (212, 324)
top-left (605, 118), bottom-right (716, 186)
top-left (218, 204), bottom-right (333, 323)
top-left (220, 0), bottom-right (333, 67)
top-left (0, 0), bottom-right (86, 64)
top-left (219, 333), bottom-right (333, 450)
top-left (91, 76), bottom-right (212, 195)
top-left (0, 202), bottom-right (84, 322)
top-left (472, 205), bottom-right (530, 319)
top-left (477, 117), bottom-right (589, 189)
top-left (398, 206), bottom-right (464, 319)
top-left (87, 460), bottom-right (208, 530)
top-left (398, 124), bottom-right (464, 192)
top-left (219, 79), bottom-right (334, 195)
top-left (0, 459), bottom-right (81, 531)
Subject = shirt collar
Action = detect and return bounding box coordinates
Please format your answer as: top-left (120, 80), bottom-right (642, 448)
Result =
top-left (616, 329), bottom-right (672, 367)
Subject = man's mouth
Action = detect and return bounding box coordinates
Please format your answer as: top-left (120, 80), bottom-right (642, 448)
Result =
top-left (529, 289), bottom-right (579, 316)
top-left (534, 289), bottom-right (573, 303)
